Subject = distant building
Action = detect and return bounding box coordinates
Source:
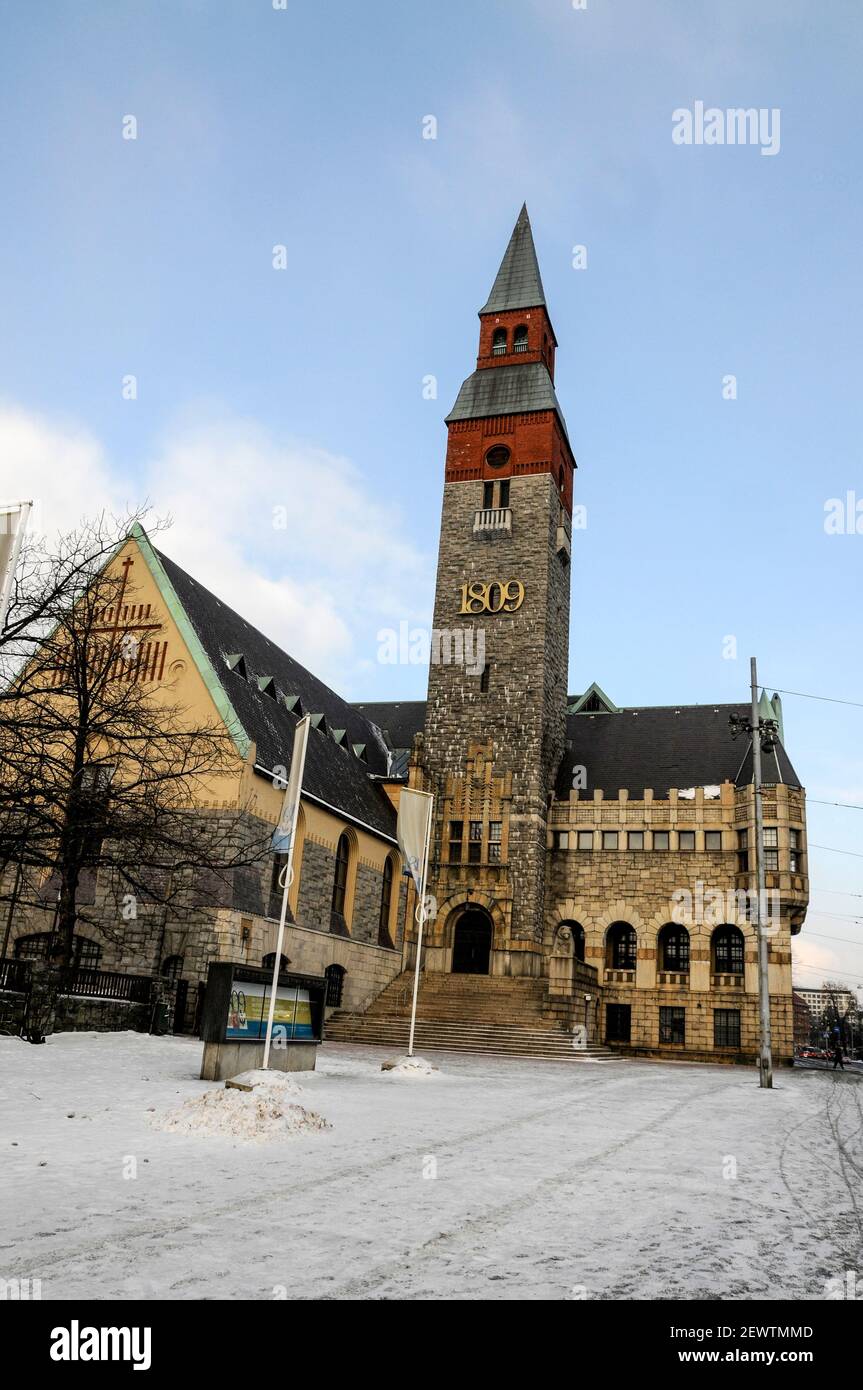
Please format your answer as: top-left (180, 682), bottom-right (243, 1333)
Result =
top-left (792, 991), bottom-right (812, 1048)
top-left (794, 987), bottom-right (855, 1023)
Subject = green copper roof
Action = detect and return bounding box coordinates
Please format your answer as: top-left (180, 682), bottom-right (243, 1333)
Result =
top-left (480, 204), bottom-right (547, 315)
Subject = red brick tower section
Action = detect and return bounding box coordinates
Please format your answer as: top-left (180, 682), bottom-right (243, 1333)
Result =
top-left (418, 205), bottom-right (576, 980)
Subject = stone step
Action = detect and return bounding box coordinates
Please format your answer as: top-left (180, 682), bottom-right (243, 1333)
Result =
top-left (326, 1018), bottom-right (615, 1060)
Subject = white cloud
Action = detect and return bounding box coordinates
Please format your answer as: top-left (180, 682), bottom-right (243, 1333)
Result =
top-left (0, 403), bottom-right (430, 690)
top-left (0, 402), bottom-right (125, 532)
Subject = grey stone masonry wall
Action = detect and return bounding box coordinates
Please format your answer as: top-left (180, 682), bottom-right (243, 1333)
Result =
top-left (423, 472), bottom-right (570, 960)
top-left (353, 861), bottom-right (384, 945)
top-left (295, 838), bottom-right (335, 932)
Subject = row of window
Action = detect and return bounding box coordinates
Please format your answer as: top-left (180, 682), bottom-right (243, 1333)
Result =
top-left (491, 325), bottom-right (530, 355)
top-left (282, 832), bottom-right (397, 948)
top-left (14, 933), bottom-right (103, 967)
top-left (553, 829), bottom-right (722, 851)
top-left (605, 1003), bottom-right (741, 1049)
top-left (738, 827), bottom-right (804, 873)
top-left (448, 819), bottom-right (503, 864)
top-left (554, 825), bottom-right (804, 870)
top-left (563, 920), bottom-right (746, 975)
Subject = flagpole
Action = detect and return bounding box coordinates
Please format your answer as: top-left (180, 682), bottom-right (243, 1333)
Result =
top-left (263, 715), bottom-right (310, 1070)
top-left (262, 859), bottom-right (294, 1070)
top-left (0, 501), bottom-right (32, 633)
top-left (407, 795), bottom-right (433, 1058)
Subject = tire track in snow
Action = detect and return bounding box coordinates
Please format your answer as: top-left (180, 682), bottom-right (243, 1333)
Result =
top-left (4, 1067), bottom-right (646, 1285)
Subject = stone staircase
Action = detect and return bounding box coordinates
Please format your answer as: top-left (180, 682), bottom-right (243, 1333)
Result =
top-left (325, 972), bottom-right (615, 1062)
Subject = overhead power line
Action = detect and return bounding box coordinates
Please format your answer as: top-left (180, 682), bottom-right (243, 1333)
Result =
top-left (765, 684), bottom-right (863, 710)
top-left (809, 843), bottom-right (863, 859)
top-left (808, 798), bottom-right (863, 811)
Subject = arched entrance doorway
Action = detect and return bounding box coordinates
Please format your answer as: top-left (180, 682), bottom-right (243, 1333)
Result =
top-left (451, 909), bottom-right (492, 975)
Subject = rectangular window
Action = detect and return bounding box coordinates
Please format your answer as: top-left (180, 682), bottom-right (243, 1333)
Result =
top-left (652, 830), bottom-right (669, 851)
top-left (480, 663), bottom-right (490, 693)
top-left (448, 820), bottom-right (463, 864)
top-left (789, 828), bottom-right (802, 873)
top-left (577, 831), bottom-right (594, 850)
top-left (602, 831), bottom-right (619, 850)
top-left (552, 830), bottom-right (569, 851)
top-left (659, 1006), bottom-right (685, 1045)
top-left (499, 479), bottom-right (510, 508)
top-left (468, 820), bottom-right (483, 863)
top-left (678, 831), bottom-right (695, 851)
top-left (489, 821), bottom-right (503, 863)
top-left (763, 827), bottom-right (779, 871)
top-left (482, 481), bottom-right (494, 510)
top-left (627, 831), bottom-right (644, 850)
top-left (789, 828), bottom-right (801, 849)
top-left (737, 829), bottom-right (748, 849)
top-left (714, 1009), bottom-right (741, 1049)
top-left (705, 830), bottom-right (722, 851)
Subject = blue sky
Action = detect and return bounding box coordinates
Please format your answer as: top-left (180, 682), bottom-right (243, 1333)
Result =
top-left (1, 0), bottom-right (861, 995)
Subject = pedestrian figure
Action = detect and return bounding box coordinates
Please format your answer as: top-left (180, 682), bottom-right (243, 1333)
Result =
top-left (832, 1040), bottom-right (845, 1071)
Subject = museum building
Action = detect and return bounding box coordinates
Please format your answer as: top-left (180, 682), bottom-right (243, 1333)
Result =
top-left (7, 207), bottom-right (808, 1061)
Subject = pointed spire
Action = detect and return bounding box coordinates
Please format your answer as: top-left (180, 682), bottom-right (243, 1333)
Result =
top-left (480, 203), bottom-right (547, 315)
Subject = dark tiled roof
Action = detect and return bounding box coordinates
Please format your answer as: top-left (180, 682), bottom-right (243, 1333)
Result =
top-left (352, 700), bottom-right (426, 754)
top-left (556, 704), bottom-right (802, 798)
top-left (351, 699), bottom-right (803, 798)
top-left (445, 361), bottom-right (570, 442)
top-left (480, 204), bottom-right (547, 315)
top-left (155, 548), bottom-right (398, 839)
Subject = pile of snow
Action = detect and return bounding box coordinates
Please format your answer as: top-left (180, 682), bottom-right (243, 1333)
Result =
top-left (225, 1068), bottom-right (305, 1093)
top-left (380, 1055), bottom-right (439, 1078)
top-left (151, 1073), bottom-right (330, 1142)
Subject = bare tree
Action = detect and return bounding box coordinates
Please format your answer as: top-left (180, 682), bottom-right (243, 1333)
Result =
top-left (0, 511), bottom-right (271, 984)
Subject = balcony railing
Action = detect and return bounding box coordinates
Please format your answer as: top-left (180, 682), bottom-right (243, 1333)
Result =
top-left (711, 973), bottom-right (744, 989)
top-left (473, 507), bottom-right (512, 535)
top-left (492, 343), bottom-right (507, 356)
top-left (513, 339), bottom-right (529, 352)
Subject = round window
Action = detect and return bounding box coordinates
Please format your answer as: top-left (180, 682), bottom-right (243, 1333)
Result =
top-left (485, 446), bottom-right (511, 469)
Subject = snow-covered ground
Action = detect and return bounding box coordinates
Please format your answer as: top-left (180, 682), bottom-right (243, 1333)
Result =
top-left (1, 1031), bottom-right (860, 1301)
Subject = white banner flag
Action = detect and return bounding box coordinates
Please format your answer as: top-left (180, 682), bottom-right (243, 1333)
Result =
top-left (272, 714), bottom-right (311, 856)
top-left (397, 787), bottom-right (433, 896)
top-left (0, 501), bottom-right (32, 632)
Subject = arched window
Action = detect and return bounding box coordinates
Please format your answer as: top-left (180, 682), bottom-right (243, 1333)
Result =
top-left (332, 833), bottom-right (350, 916)
top-left (559, 920), bottom-right (585, 962)
top-left (324, 963), bottom-right (346, 1007)
top-left (262, 952), bottom-right (289, 975)
top-left (378, 855), bottom-right (396, 948)
top-left (513, 324), bottom-right (528, 353)
top-left (15, 933), bottom-right (55, 961)
top-left (15, 933), bottom-right (102, 969)
top-left (330, 831), bottom-right (354, 935)
top-left (658, 924), bottom-right (690, 973)
top-left (713, 925), bottom-right (745, 975)
top-left (161, 954), bottom-right (184, 982)
top-left (606, 921), bottom-right (637, 971)
top-left (492, 327), bottom-right (508, 356)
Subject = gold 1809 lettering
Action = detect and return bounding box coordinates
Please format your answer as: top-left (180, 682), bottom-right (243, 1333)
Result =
top-left (457, 580), bottom-right (525, 615)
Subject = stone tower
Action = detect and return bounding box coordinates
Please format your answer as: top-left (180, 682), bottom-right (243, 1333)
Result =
top-left (419, 205), bottom-right (575, 979)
